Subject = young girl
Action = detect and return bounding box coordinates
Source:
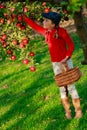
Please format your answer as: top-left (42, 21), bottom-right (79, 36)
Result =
top-left (23, 12), bottom-right (83, 119)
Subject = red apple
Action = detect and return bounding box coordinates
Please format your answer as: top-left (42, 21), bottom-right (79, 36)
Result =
top-left (17, 15), bottom-right (23, 22)
top-left (21, 25), bottom-right (26, 30)
top-left (42, 2), bottom-right (46, 6)
top-left (0, 18), bottom-right (4, 24)
top-left (4, 13), bottom-right (8, 17)
top-left (12, 18), bottom-right (15, 22)
top-left (0, 4), bottom-right (6, 9)
top-left (23, 7), bottom-right (29, 12)
top-left (2, 42), bottom-right (8, 48)
top-left (22, 38), bottom-right (28, 45)
top-left (0, 37), bottom-right (4, 43)
top-left (44, 8), bottom-right (50, 13)
top-left (11, 55), bottom-right (16, 60)
top-left (30, 66), bottom-right (36, 72)
top-left (19, 43), bottom-right (25, 48)
top-left (11, 14), bottom-right (16, 21)
top-left (7, 19), bottom-right (11, 24)
top-left (16, 22), bottom-right (21, 28)
top-left (7, 49), bottom-right (13, 55)
top-left (13, 40), bottom-right (18, 45)
top-left (2, 34), bottom-right (7, 40)
top-left (11, 14), bottom-right (16, 19)
top-left (22, 59), bottom-right (29, 64)
top-left (29, 52), bottom-right (35, 57)
top-left (10, 7), bottom-right (15, 12)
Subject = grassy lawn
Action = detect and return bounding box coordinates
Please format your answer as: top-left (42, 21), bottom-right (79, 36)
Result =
top-left (0, 34), bottom-right (87, 130)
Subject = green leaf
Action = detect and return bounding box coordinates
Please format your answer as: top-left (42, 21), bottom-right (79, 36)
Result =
top-left (26, 0), bottom-right (30, 4)
top-left (60, 1), bottom-right (68, 6)
top-left (16, 2), bottom-right (23, 12)
top-left (67, 5), bottom-right (72, 11)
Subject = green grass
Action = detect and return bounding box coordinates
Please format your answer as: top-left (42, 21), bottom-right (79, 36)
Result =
top-left (0, 34), bottom-right (87, 130)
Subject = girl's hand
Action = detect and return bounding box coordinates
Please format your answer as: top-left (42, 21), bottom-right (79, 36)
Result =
top-left (60, 56), bottom-right (70, 63)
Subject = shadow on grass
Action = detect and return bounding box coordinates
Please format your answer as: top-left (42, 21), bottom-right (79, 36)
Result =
top-left (77, 80), bottom-right (87, 117)
top-left (0, 67), bottom-right (54, 128)
top-left (0, 67), bottom-right (29, 82)
top-left (7, 105), bottom-right (72, 130)
top-left (0, 64), bottom-right (87, 130)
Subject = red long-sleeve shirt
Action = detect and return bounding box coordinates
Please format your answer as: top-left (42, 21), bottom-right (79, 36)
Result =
top-left (23, 16), bottom-right (74, 62)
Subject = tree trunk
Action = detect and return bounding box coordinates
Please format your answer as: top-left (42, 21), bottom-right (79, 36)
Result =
top-left (74, 9), bottom-right (87, 65)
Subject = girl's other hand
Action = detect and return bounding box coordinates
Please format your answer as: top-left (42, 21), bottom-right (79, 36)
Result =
top-left (60, 56), bottom-right (70, 64)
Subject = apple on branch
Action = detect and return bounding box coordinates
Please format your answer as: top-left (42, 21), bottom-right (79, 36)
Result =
top-left (13, 40), bottom-right (18, 45)
top-left (7, 49), bottom-right (13, 55)
top-left (22, 38), bottom-right (29, 45)
top-left (10, 7), bottom-right (15, 12)
top-left (2, 42), bottom-right (8, 48)
top-left (7, 19), bottom-right (11, 25)
top-left (0, 4), bottom-right (6, 9)
top-left (17, 15), bottom-right (23, 22)
top-left (23, 7), bottom-right (29, 12)
top-left (29, 52), bottom-right (35, 57)
top-left (22, 59), bottom-right (29, 64)
top-left (42, 2), bottom-right (46, 6)
top-left (44, 8), bottom-right (50, 13)
top-left (4, 13), bottom-right (8, 17)
top-left (16, 22), bottom-right (22, 28)
top-left (0, 18), bottom-right (4, 24)
top-left (19, 42), bottom-right (25, 48)
top-left (2, 34), bottom-right (7, 41)
top-left (11, 55), bottom-right (16, 60)
top-left (20, 24), bottom-right (26, 30)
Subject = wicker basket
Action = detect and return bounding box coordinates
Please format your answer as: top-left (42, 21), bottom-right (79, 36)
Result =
top-left (55, 63), bottom-right (82, 87)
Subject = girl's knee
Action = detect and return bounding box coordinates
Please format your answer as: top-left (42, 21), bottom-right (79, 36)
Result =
top-left (60, 87), bottom-right (67, 98)
top-left (67, 84), bottom-right (79, 98)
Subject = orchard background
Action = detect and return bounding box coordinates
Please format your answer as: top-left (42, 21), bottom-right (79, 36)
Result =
top-left (0, 0), bottom-right (87, 130)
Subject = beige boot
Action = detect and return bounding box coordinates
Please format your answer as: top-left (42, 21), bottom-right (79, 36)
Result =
top-left (72, 98), bottom-right (83, 118)
top-left (61, 97), bottom-right (72, 119)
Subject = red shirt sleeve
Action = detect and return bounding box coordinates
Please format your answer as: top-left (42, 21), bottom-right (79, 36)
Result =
top-left (23, 15), bottom-right (46, 36)
top-left (62, 28), bottom-right (75, 58)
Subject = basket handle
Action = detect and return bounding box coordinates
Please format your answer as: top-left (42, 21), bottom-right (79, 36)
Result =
top-left (60, 62), bottom-right (69, 72)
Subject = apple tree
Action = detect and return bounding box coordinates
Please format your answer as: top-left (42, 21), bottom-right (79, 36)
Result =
top-left (0, 1), bottom-right (52, 72)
